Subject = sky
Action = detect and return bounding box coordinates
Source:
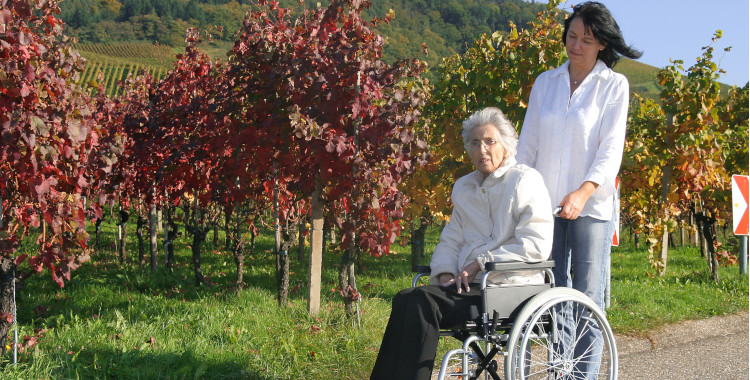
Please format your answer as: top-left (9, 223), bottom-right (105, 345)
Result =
top-left (558, 0), bottom-right (749, 87)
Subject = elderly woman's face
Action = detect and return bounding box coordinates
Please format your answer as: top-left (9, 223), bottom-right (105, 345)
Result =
top-left (469, 124), bottom-right (506, 178)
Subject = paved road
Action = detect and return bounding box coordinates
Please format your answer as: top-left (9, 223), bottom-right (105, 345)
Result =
top-left (430, 312), bottom-right (749, 379)
top-left (617, 312), bottom-right (749, 379)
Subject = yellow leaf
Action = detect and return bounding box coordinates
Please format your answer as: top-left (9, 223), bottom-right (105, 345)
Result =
top-left (510, 27), bottom-right (518, 40)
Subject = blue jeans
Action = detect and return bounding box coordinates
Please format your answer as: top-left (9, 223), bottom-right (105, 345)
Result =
top-left (552, 216), bottom-right (612, 379)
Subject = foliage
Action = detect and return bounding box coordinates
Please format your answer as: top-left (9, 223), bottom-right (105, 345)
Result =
top-left (223, 0), bottom-right (429, 258)
top-left (0, 0), bottom-right (121, 285)
top-left (0, 0), bottom-right (126, 354)
top-left (402, 0), bottom-right (567, 224)
top-left (619, 94), bottom-right (666, 236)
top-left (620, 31), bottom-right (749, 277)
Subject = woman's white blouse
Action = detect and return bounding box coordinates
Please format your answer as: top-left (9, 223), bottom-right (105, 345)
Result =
top-left (429, 157), bottom-right (554, 285)
top-left (516, 60), bottom-right (629, 221)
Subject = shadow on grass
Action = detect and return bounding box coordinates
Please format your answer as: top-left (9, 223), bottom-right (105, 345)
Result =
top-left (33, 346), bottom-right (273, 379)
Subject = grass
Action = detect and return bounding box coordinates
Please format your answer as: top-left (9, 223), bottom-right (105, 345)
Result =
top-left (0, 220), bottom-right (746, 378)
top-left (608, 239), bottom-right (749, 335)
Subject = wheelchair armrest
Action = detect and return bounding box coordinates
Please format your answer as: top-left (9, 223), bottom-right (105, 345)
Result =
top-left (412, 265), bottom-right (431, 274)
top-left (484, 260), bottom-right (554, 272)
top-left (411, 266), bottom-right (431, 288)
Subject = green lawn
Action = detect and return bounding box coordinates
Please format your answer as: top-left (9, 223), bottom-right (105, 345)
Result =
top-left (1, 220), bottom-right (746, 378)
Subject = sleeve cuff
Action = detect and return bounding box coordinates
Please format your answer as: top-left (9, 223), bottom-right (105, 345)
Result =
top-left (430, 265), bottom-right (456, 279)
top-left (585, 174), bottom-right (614, 200)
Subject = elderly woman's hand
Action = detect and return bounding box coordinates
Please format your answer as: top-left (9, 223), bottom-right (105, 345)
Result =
top-left (454, 261), bottom-right (481, 294)
top-left (438, 273), bottom-right (455, 288)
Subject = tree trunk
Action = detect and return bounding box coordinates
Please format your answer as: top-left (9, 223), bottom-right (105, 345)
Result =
top-left (411, 215), bottom-right (429, 270)
top-left (634, 231), bottom-right (640, 249)
top-left (340, 81), bottom-right (362, 320)
top-left (322, 221), bottom-right (329, 259)
top-left (157, 209), bottom-right (163, 233)
top-left (136, 214), bottom-right (148, 269)
top-left (338, 242), bottom-right (358, 317)
top-left (680, 221), bottom-right (686, 247)
top-left (308, 180), bottom-right (324, 315)
top-left (213, 221), bottom-right (219, 247)
top-left (691, 208), bottom-right (701, 248)
top-left (117, 208), bottom-right (129, 264)
top-left (628, 225), bottom-right (632, 243)
top-left (697, 212), bottom-right (720, 282)
top-left (162, 203), bottom-right (169, 265)
top-left (232, 209), bottom-right (246, 290)
top-left (224, 207), bottom-right (232, 251)
top-left (276, 221), bottom-right (294, 307)
top-left (182, 202), bottom-right (191, 238)
top-left (187, 195), bottom-right (207, 285)
top-left (149, 203), bottom-right (158, 270)
top-left (0, 257), bottom-right (16, 356)
top-left (658, 164), bottom-right (674, 275)
top-left (94, 218), bottom-right (103, 250)
top-left (249, 219), bottom-right (257, 256)
top-left (668, 231), bottom-right (677, 248)
top-left (164, 206), bottom-right (175, 270)
top-left (297, 219), bottom-right (306, 262)
top-left (272, 163), bottom-right (290, 307)
top-left (190, 227), bottom-right (207, 285)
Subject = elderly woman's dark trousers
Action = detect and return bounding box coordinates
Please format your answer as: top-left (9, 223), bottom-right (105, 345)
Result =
top-left (370, 284), bottom-right (481, 380)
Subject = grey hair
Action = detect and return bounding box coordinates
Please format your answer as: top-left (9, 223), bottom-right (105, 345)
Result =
top-left (461, 107), bottom-right (518, 156)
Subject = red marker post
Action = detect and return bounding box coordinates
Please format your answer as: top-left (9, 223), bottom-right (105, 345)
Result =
top-left (605, 177), bottom-right (621, 308)
top-left (732, 175), bottom-right (749, 274)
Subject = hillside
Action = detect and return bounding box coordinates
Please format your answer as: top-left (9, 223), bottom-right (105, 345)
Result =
top-left (62, 0), bottom-right (672, 100)
top-left (60, 0), bottom-right (547, 68)
top-left (614, 58), bottom-right (662, 101)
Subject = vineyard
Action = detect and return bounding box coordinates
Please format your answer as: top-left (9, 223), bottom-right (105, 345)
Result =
top-left (72, 42), bottom-right (668, 101)
top-left (75, 42), bottom-right (176, 96)
top-left (0, 0), bottom-right (748, 376)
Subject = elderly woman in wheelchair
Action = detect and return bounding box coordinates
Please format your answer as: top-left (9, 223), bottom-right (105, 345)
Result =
top-left (371, 107), bottom-right (617, 380)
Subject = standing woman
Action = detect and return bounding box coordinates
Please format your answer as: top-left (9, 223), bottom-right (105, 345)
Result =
top-left (516, 1), bottom-right (641, 376)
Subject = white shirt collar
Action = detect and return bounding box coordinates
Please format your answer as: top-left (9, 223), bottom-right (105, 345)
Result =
top-left (471, 156), bottom-right (518, 184)
top-left (551, 59), bottom-right (611, 83)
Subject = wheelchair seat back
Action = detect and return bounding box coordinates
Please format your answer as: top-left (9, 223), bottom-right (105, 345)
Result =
top-left (482, 282), bottom-right (553, 322)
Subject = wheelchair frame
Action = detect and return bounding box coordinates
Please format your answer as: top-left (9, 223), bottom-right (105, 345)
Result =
top-left (412, 261), bottom-right (618, 380)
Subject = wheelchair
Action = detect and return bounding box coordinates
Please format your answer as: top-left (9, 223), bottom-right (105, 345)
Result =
top-left (412, 261), bottom-right (617, 380)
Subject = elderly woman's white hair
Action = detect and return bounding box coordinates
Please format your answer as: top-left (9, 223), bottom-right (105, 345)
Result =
top-left (461, 107), bottom-right (518, 156)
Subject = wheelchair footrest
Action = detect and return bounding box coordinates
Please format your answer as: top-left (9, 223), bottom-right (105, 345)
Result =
top-left (437, 338), bottom-right (503, 380)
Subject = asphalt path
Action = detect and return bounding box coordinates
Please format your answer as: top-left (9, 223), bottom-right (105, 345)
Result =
top-left (430, 312), bottom-right (749, 379)
top-left (617, 312), bottom-right (749, 379)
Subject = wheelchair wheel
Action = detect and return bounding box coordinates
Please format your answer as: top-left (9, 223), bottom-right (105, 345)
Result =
top-left (504, 288), bottom-right (617, 380)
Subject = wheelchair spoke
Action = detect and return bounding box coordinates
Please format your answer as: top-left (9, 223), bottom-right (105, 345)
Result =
top-left (510, 294), bottom-right (616, 380)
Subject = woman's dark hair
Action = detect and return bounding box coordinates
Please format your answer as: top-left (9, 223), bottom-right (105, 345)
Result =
top-left (563, 1), bottom-right (642, 68)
